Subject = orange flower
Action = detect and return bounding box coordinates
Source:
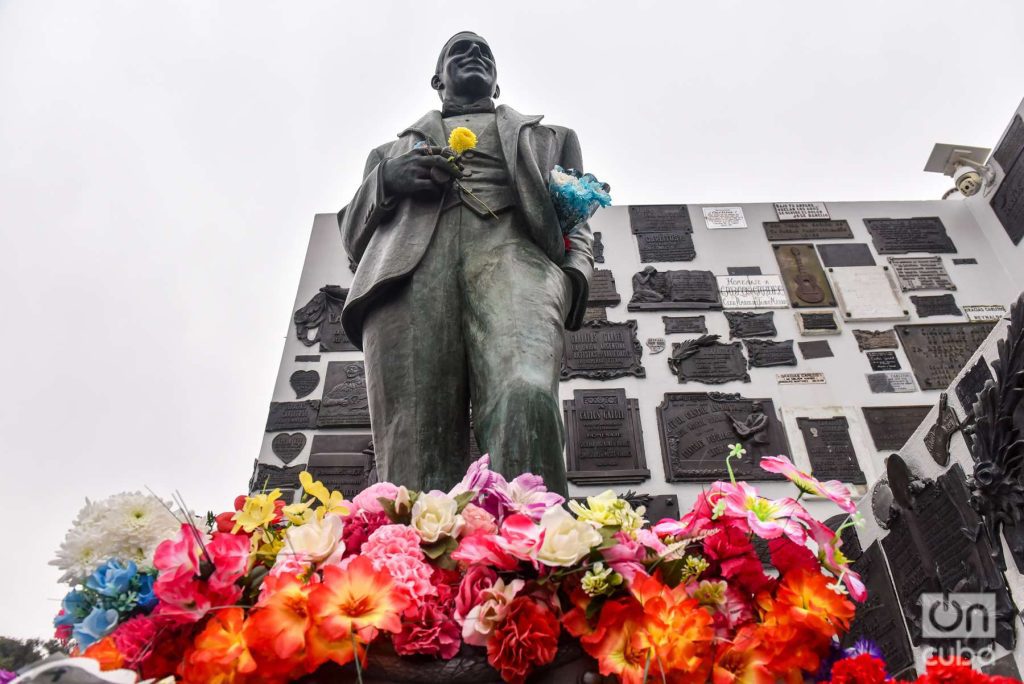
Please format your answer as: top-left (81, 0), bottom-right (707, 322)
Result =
top-left (580, 597), bottom-right (652, 684)
top-left (245, 573), bottom-right (314, 660)
top-left (632, 573), bottom-right (714, 679)
top-left (769, 569), bottom-right (855, 636)
top-left (181, 607), bottom-right (256, 684)
top-left (83, 636), bottom-right (124, 671)
top-left (304, 622), bottom-right (363, 671)
top-left (712, 628), bottom-right (775, 684)
top-left (308, 555), bottom-right (410, 644)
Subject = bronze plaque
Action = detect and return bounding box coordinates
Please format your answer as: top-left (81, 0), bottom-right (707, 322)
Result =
top-left (563, 389), bottom-right (650, 485)
top-left (317, 361), bottom-right (370, 428)
top-left (289, 370), bottom-right (320, 399)
top-left (627, 268), bottom-right (722, 311)
top-left (993, 114), bottom-right (1024, 170)
top-left (763, 219), bottom-right (853, 241)
top-left (896, 322), bottom-right (995, 390)
top-left (866, 350), bottom-right (900, 371)
top-left (853, 329), bottom-right (898, 351)
top-left (864, 217), bottom-right (957, 254)
top-left (772, 243), bottom-right (836, 308)
top-left (588, 269), bottom-right (621, 307)
top-left (266, 400), bottom-right (320, 432)
top-left (862, 406), bottom-right (931, 450)
top-left (662, 315), bottom-right (706, 335)
top-left (582, 306), bottom-right (607, 322)
top-left (798, 340), bottom-right (833, 359)
top-left (293, 285), bottom-right (357, 352)
top-left (953, 258), bottom-right (978, 265)
top-left (271, 433), bottom-right (306, 464)
top-left (593, 231), bottom-right (605, 263)
top-left (955, 357), bottom-right (994, 415)
top-left (743, 339), bottom-right (797, 368)
top-left (992, 151), bottom-right (1024, 244)
top-left (249, 461), bottom-right (304, 493)
top-left (668, 336), bottom-right (749, 384)
top-left (796, 310), bottom-right (840, 336)
top-left (796, 416), bottom-right (866, 484)
top-left (628, 204), bottom-right (692, 233)
top-left (561, 320), bottom-right (645, 381)
top-left (727, 266), bottom-right (762, 276)
top-left (910, 294), bottom-right (962, 318)
top-left (656, 393), bottom-right (788, 482)
top-left (308, 434), bottom-right (375, 500)
top-left (724, 311), bottom-right (776, 338)
top-left (887, 256), bottom-right (955, 291)
top-left (295, 354), bottom-right (321, 362)
top-left (816, 243), bottom-right (876, 267)
top-left (636, 231), bottom-right (696, 262)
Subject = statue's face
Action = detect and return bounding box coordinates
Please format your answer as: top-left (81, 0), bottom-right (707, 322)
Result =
top-left (437, 35), bottom-right (497, 100)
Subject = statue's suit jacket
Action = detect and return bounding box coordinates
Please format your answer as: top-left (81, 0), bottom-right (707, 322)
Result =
top-left (338, 104), bottom-right (594, 349)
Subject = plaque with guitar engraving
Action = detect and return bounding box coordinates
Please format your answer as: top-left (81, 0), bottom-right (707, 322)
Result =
top-left (308, 434), bottom-right (375, 500)
top-left (796, 416), bottom-right (866, 483)
top-left (772, 243), bottom-right (836, 308)
top-left (896, 322), bottom-right (995, 390)
top-left (563, 389), bottom-right (650, 485)
top-left (864, 217), bottom-right (957, 254)
top-left (628, 204), bottom-right (692, 233)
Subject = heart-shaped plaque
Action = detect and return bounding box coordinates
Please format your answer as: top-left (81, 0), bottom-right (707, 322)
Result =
top-left (290, 370), bottom-right (320, 399)
top-left (271, 433), bottom-right (306, 464)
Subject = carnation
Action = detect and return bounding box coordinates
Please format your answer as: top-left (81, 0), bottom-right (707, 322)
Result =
top-left (362, 524), bottom-right (434, 605)
top-left (341, 510), bottom-right (389, 555)
top-left (392, 589), bottom-right (462, 660)
top-left (486, 596), bottom-right (560, 684)
top-left (828, 653), bottom-right (888, 684)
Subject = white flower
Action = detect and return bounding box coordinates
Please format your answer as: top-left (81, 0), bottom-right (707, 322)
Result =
top-left (536, 507), bottom-right (602, 567)
top-left (411, 490), bottom-right (464, 543)
top-left (462, 578), bottom-right (524, 646)
top-left (282, 513), bottom-right (345, 564)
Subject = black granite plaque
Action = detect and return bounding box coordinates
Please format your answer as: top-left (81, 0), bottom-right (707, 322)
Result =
top-left (772, 243), bottom-right (837, 307)
top-left (864, 217), bottom-right (957, 254)
top-left (562, 320), bottom-right (645, 381)
top-left (271, 433), bottom-right (307, 464)
top-left (636, 494), bottom-right (678, 525)
top-left (887, 256), bottom-right (955, 292)
top-left (910, 294), bottom-right (963, 318)
top-left (861, 406), bottom-right (930, 450)
top-left (724, 311), bottom-right (776, 338)
top-left (796, 416), bottom-right (866, 483)
top-left (636, 231), bottom-right (696, 262)
top-left (588, 269), bottom-right (621, 307)
top-left (816, 243), bottom-right (876, 267)
top-left (853, 329), bottom-right (898, 351)
top-left (295, 354), bottom-right (321, 363)
top-left (797, 311), bottom-right (840, 335)
top-left (866, 350), bottom-right (900, 371)
top-left (628, 204), bottom-right (692, 233)
top-left (316, 361), bottom-right (370, 428)
top-left (744, 339), bottom-right (797, 368)
top-left (896, 322), bottom-right (995, 390)
top-left (726, 266), bottom-right (762, 276)
top-left (952, 258), bottom-right (978, 265)
top-left (657, 393), bottom-right (788, 482)
top-left (763, 220), bottom-right (853, 241)
top-left (592, 230), bottom-right (605, 263)
top-left (627, 268), bottom-right (722, 311)
top-left (266, 400), bottom-right (320, 432)
top-left (955, 357), bottom-right (994, 415)
top-left (563, 389), bottom-right (650, 485)
top-left (993, 114), bottom-right (1024, 171)
top-left (668, 336), bottom-right (749, 384)
top-left (662, 315), bottom-right (707, 335)
top-left (308, 434), bottom-right (375, 500)
top-left (249, 461), bottom-right (304, 493)
top-left (583, 306), bottom-right (607, 322)
top-left (992, 145), bottom-right (1024, 244)
top-left (289, 370), bottom-right (320, 399)
top-left (293, 285), bottom-right (358, 352)
top-left (798, 340), bottom-right (833, 359)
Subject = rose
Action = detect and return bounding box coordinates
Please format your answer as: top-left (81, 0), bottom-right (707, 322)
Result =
top-left (499, 514), bottom-right (545, 561)
top-left (282, 513), bottom-right (345, 564)
top-left (536, 507), bottom-right (602, 567)
top-left (462, 578), bottom-right (524, 646)
top-left (351, 482), bottom-right (400, 515)
top-left (411, 491), bottom-right (465, 543)
top-left (455, 565), bottom-right (498, 619)
top-left (461, 503), bottom-right (498, 536)
top-left (486, 596), bottom-right (560, 684)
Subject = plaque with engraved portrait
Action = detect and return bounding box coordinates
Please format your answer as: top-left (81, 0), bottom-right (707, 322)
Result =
top-left (895, 322), bottom-right (995, 390)
top-left (772, 243), bottom-right (836, 308)
top-left (563, 389), bottom-right (649, 486)
top-left (830, 266), bottom-right (908, 322)
top-left (561, 320), bottom-right (645, 381)
top-left (864, 217), bottom-right (957, 254)
top-left (668, 336), bottom-right (749, 384)
top-left (796, 416), bottom-right (866, 484)
top-left (316, 361), bottom-right (371, 428)
top-left (308, 434), bottom-right (375, 500)
top-left (627, 267), bottom-right (722, 311)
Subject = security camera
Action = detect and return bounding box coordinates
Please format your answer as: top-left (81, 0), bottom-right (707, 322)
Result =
top-left (924, 143), bottom-right (995, 198)
top-left (955, 168), bottom-right (984, 197)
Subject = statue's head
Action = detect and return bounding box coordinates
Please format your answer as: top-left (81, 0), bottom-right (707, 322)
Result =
top-left (432, 31), bottom-right (499, 102)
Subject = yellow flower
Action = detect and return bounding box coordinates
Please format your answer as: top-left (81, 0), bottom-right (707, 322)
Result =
top-left (568, 490), bottom-right (646, 535)
top-left (283, 499), bottom-right (315, 525)
top-left (299, 471), bottom-right (350, 518)
top-left (448, 126), bottom-right (477, 155)
top-left (231, 489), bottom-right (282, 534)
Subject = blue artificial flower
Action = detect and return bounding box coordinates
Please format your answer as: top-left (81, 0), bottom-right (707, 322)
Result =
top-left (135, 572), bottom-right (158, 610)
top-left (54, 590), bottom-right (90, 626)
top-left (86, 559), bottom-right (138, 598)
top-left (548, 165), bottom-right (612, 235)
top-left (72, 607), bottom-right (118, 649)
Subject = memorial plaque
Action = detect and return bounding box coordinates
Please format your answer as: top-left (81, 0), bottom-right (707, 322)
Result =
top-left (266, 400), bottom-right (320, 432)
top-left (777, 371), bottom-right (826, 384)
top-left (249, 461), bottom-right (304, 494)
top-left (798, 340), bottom-right (833, 359)
top-left (726, 266), bottom-right (761, 276)
top-left (271, 433), bottom-right (307, 464)
top-left (308, 434), bottom-right (376, 500)
top-left (763, 220), bottom-right (853, 241)
top-left (955, 358), bottom-right (993, 415)
top-left (656, 393), bottom-right (788, 482)
top-left (864, 217), bottom-right (957, 254)
top-left (992, 150), bottom-right (1024, 244)
top-left (295, 354), bottom-right (321, 363)
top-left (667, 336), bottom-right (749, 384)
top-left (910, 294), bottom-right (962, 318)
top-left (795, 310), bottom-right (841, 336)
top-left (852, 329), bottom-right (898, 351)
top-left (962, 304), bottom-right (1006, 322)
top-left (866, 350), bottom-right (900, 371)
top-left (662, 315), bottom-right (706, 335)
top-left (592, 230), bottom-right (605, 263)
top-left (773, 201), bottom-right (830, 221)
top-left (289, 370), bottom-right (320, 399)
top-left (293, 285), bottom-right (358, 352)
top-left (583, 306), bottom-right (607, 322)
top-left (563, 389), bottom-right (650, 485)
top-left (627, 268), bottom-right (722, 311)
top-left (952, 258), bottom-right (978, 265)
top-left (887, 256), bottom-right (955, 291)
top-left (628, 204), bottom-right (692, 233)
top-left (702, 206), bottom-right (746, 229)
top-left (636, 495), bottom-right (678, 525)
top-left (816, 243), bottom-right (876, 267)
top-left (796, 416), bottom-right (866, 483)
top-left (830, 266), bottom-right (908, 321)
top-left (636, 230), bottom-right (696, 262)
top-left (562, 320), bottom-right (645, 381)
top-left (993, 113), bottom-right (1024, 171)
top-left (743, 339), bottom-right (797, 368)
top-left (645, 338), bottom-right (666, 355)
top-left (895, 322), bottom-right (995, 390)
top-left (588, 269), bottom-right (621, 307)
top-left (862, 406), bottom-right (931, 450)
top-left (715, 275), bottom-right (789, 309)
top-left (867, 371), bottom-right (916, 393)
top-left (724, 311), bottom-right (776, 338)
top-left (772, 243), bottom-right (836, 307)
top-left (316, 361), bottom-right (370, 428)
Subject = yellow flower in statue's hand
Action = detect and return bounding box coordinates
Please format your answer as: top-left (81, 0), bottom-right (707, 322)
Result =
top-left (231, 489), bottom-right (282, 534)
top-left (448, 127), bottom-right (477, 155)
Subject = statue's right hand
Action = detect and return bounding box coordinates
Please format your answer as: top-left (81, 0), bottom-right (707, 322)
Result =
top-left (381, 146), bottom-right (462, 197)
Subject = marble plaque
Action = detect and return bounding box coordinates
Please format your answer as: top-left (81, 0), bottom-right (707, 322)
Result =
top-left (592, 231), bottom-right (605, 263)
top-left (772, 243), bottom-right (836, 308)
top-left (561, 320), bottom-right (645, 381)
top-left (293, 285), bottom-right (357, 352)
top-left (716, 275), bottom-right (789, 309)
top-left (830, 266), bottom-right (908, 321)
top-left (744, 339), bottom-right (797, 368)
top-left (662, 316), bottom-right (706, 335)
top-left (774, 202), bottom-right (830, 221)
top-left (646, 338), bottom-right (666, 355)
top-left (627, 268), bottom-right (722, 311)
top-left (724, 311), bottom-right (776, 338)
top-left (588, 269), bottom-right (621, 307)
top-left (955, 357), bottom-right (994, 415)
top-left (867, 371), bottom-right (916, 393)
top-left (798, 340), bottom-right (833, 359)
top-left (763, 220), bottom-right (853, 241)
top-left (993, 114), bottom-right (1024, 170)
top-left (583, 306), bottom-right (607, 322)
top-left (795, 310), bottom-right (841, 336)
top-left (817, 243), bottom-right (876, 267)
top-left (308, 434), bottom-right (375, 500)
top-left (852, 329), bottom-right (898, 351)
top-left (668, 336), bottom-right (749, 384)
top-left (636, 230), bottom-right (696, 262)
top-left (702, 206), bottom-right (747, 229)
top-left (726, 266), bottom-right (761, 276)
top-left (563, 389), bottom-right (650, 485)
top-left (629, 204), bottom-right (692, 233)
top-left (777, 371), bottom-right (826, 384)
top-left (962, 304), bottom-right (1006, 322)
top-left (866, 350), bottom-right (900, 371)
top-left (657, 393), bottom-right (788, 482)
top-left (864, 217), bottom-right (957, 254)
top-left (271, 433), bottom-right (307, 464)
top-left (317, 362), bottom-right (370, 428)
top-left (796, 416), bottom-right (866, 483)
top-left (895, 322), bottom-right (995, 390)
top-left (289, 370), bottom-right (320, 399)
top-left (887, 256), bottom-right (955, 291)
top-left (862, 406), bottom-right (931, 451)
top-left (266, 400), bottom-right (320, 432)
top-left (249, 461), bottom-right (304, 494)
top-left (910, 294), bottom-right (962, 318)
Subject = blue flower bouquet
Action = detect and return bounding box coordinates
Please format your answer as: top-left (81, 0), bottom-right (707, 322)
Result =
top-left (548, 165), bottom-right (612, 235)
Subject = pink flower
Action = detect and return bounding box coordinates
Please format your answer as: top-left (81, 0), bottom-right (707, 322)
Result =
top-left (110, 615), bottom-right (160, 669)
top-left (153, 524), bottom-right (202, 585)
top-left (152, 524), bottom-right (240, 621)
top-left (361, 524), bottom-right (434, 606)
top-left (461, 503), bottom-right (498, 536)
top-left (499, 513), bottom-right (545, 561)
top-left (351, 482), bottom-right (400, 515)
top-left (362, 523), bottom-right (422, 557)
top-left (760, 455), bottom-right (856, 514)
top-left (654, 483), bottom-right (730, 539)
top-left (808, 519), bottom-right (867, 601)
top-left (600, 531), bottom-right (647, 583)
top-left (455, 565), bottom-right (498, 619)
top-left (491, 474), bottom-right (565, 521)
top-left (720, 481), bottom-right (811, 545)
top-left (206, 532), bottom-right (250, 591)
top-left (449, 454), bottom-right (505, 516)
top-left (462, 577), bottom-right (525, 646)
top-left (451, 533), bottom-right (520, 570)
top-left (393, 585), bottom-right (462, 660)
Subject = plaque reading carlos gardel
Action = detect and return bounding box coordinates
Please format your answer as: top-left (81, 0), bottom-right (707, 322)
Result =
top-left (563, 389), bottom-right (649, 485)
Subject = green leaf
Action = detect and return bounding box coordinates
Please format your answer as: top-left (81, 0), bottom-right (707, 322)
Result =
top-left (422, 536), bottom-right (458, 560)
top-left (453, 490), bottom-right (475, 513)
top-left (378, 498), bottom-right (401, 523)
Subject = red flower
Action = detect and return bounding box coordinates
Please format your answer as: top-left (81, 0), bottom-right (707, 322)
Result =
top-left (340, 510), bottom-right (390, 556)
top-left (392, 590), bottom-right (462, 660)
top-left (919, 657), bottom-right (987, 684)
top-left (704, 525), bottom-right (774, 595)
top-left (486, 596), bottom-right (560, 684)
top-left (829, 654), bottom-right (887, 684)
top-left (768, 536), bottom-right (819, 575)
top-left (563, 236), bottom-right (572, 252)
top-left (455, 564), bottom-right (498, 619)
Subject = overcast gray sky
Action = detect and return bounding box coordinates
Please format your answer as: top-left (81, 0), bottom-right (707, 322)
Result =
top-left (1, 0), bottom-right (1023, 640)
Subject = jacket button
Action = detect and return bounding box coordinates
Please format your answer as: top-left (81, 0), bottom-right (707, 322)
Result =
top-left (462, 170), bottom-right (474, 177)
top-left (463, 150), bottom-right (476, 159)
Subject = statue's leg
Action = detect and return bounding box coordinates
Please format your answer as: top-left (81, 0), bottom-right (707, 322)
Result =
top-left (361, 211), bottom-right (472, 492)
top-left (461, 210), bottom-right (570, 497)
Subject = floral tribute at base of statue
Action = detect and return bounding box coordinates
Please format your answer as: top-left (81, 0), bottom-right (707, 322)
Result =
top-left (40, 450), bottom-right (1016, 684)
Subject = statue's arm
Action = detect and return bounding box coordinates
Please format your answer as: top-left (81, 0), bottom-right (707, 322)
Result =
top-left (338, 145), bottom-right (396, 264)
top-left (558, 128), bottom-right (594, 331)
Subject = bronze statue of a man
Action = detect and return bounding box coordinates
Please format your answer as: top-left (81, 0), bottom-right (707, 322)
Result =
top-left (337, 32), bottom-right (594, 496)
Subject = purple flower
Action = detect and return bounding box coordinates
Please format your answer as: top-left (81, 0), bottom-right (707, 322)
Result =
top-left (449, 454), bottom-right (506, 516)
top-left (0, 670), bottom-right (16, 684)
top-left (844, 637), bottom-right (884, 660)
top-left (491, 473), bottom-right (565, 522)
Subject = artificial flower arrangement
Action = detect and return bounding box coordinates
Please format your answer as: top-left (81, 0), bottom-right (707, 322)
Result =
top-left (42, 449), bottom-right (1014, 684)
